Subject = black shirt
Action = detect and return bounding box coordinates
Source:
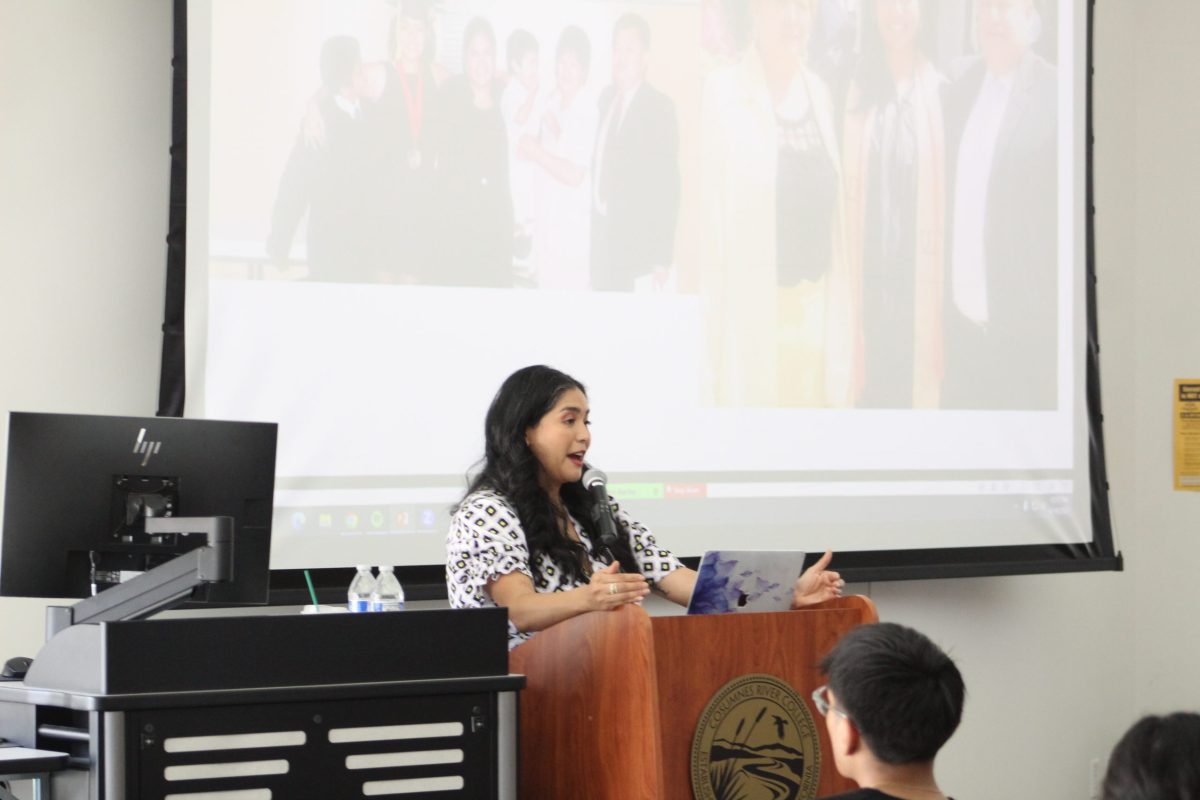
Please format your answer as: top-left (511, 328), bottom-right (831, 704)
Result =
top-left (775, 109), bottom-right (837, 287)
top-left (823, 789), bottom-right (954, 800)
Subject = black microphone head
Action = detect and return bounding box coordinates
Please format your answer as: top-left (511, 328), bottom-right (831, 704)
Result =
top-left (582, 467), bottom-right (607, 489)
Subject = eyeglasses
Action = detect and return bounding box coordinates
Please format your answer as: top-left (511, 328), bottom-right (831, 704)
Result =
top-left (811, 684), bottom-right (850, 719)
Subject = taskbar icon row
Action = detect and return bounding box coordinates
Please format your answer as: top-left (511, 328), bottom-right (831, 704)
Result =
top-left (276, 505), bottom-right (445, 536)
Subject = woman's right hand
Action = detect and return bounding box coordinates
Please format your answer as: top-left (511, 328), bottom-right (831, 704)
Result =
top-left (582, 561), bottom-right (649, 611)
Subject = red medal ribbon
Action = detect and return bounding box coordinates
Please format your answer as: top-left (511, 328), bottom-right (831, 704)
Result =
top-left (397, 68), bottom-right (424, 148)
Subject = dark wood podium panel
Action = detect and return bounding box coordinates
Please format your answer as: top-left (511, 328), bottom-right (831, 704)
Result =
top-left (509, 605), bottom-right (665, 800)
top-left (653, 596), bottom-right (879, 800)
top-left (510, 596), bottom-right (878, 799)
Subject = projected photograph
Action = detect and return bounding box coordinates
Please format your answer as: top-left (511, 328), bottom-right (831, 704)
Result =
top-left (193, 0), bottom-right (1086, 570)
top-left (205, 0), bottom-right (1062, 413)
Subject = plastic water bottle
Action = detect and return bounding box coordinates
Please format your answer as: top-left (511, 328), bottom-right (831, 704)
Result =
top-left (370, 565), bottom-right (405, 612)
top-left (347, 565), bottom-right (376, 613)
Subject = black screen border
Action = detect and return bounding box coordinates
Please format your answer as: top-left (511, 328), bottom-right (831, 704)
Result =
top-left (163, 0), bottom-right (1119, 603)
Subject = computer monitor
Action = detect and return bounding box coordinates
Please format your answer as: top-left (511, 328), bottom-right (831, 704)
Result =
top-left (1, 412), bottom-right (277, 605)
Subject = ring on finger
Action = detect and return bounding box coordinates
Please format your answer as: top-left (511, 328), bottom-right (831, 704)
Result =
top-left (608, 583), bottom-right (617, 595)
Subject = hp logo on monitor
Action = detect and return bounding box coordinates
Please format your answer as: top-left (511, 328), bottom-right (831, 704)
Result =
top-left (133, 428), bottom-right (162, 466)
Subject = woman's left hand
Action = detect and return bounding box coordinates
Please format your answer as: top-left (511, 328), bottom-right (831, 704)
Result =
top-left (790, 549), bottom-right (844, 608)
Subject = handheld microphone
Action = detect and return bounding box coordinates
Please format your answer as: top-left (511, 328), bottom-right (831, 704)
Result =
top-left (582, 467), bottom-right (619, 549)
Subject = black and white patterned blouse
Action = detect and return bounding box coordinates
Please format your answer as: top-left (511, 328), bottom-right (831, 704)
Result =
top-left (446, 488), bottom-right (684, 649)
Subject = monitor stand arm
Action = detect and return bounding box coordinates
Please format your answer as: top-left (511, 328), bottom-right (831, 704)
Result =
top-left (45, 516), bottom-right (234, 640)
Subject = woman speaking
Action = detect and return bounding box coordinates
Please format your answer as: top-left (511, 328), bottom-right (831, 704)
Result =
top-left (446, 365), bottom-right (844, 649)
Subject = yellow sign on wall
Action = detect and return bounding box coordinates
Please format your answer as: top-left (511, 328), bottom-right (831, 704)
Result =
top-left (1174, 380), bottom-right (1200, 491)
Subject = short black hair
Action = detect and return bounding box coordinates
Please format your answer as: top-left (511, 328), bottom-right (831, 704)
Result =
top-left (556, 25), bottom-right (591, 81)
top-left (506, 28), bottom-right (538, 70)
top-left (1102, 713), bottom-right (1200, 800)
top-left (820, 622), bottom-right (965, 765)
top-left (612, 13), bottom-right (651, 50)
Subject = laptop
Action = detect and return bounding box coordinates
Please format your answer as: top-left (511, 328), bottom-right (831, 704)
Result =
top-left (685, 550), bottom-right (808, 615)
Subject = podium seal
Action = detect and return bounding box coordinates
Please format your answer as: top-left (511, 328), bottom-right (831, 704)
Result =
top-left (690, 673), bottom-right (821, 800)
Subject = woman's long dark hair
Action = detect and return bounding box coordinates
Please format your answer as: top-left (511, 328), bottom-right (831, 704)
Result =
top-left (462, 365), bottom-right (639, 583)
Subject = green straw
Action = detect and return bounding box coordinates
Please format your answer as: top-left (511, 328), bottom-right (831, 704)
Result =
top-left (303, 569), bottom-right (320, 611)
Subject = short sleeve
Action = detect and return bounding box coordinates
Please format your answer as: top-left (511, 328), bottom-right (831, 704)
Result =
top-left (445, 491), bottom-right (532, 613)
top-left (611, 500), bottom-right (684, 586)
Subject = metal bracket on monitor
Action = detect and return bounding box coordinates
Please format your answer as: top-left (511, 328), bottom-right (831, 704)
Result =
top-left (44, 516), bottom-right (234, 640)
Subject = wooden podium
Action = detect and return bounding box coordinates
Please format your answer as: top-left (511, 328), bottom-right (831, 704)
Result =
top-left (509, 596), bottom-right (878, 799)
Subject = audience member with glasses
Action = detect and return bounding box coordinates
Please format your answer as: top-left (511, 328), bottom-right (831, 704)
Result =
top-left (813, 622), bottom-right (964, 799)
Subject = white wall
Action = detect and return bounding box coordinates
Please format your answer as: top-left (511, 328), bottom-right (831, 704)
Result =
top-left (1126, 0), bottom-right (1200, 716)
top-left (1, 3), bottom-right (1196, 800)
top-left (0, 0), bottom-right (172, 651)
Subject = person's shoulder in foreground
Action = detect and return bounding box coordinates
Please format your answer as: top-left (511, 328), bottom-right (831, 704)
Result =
top-left (824, 789), bottom-right (956, 800)
top-left (816, 622), bottom-right (964, 800)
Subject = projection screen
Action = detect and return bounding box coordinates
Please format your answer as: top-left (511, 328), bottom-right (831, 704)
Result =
top-left (182, 0), bottom-right (1118, 581)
